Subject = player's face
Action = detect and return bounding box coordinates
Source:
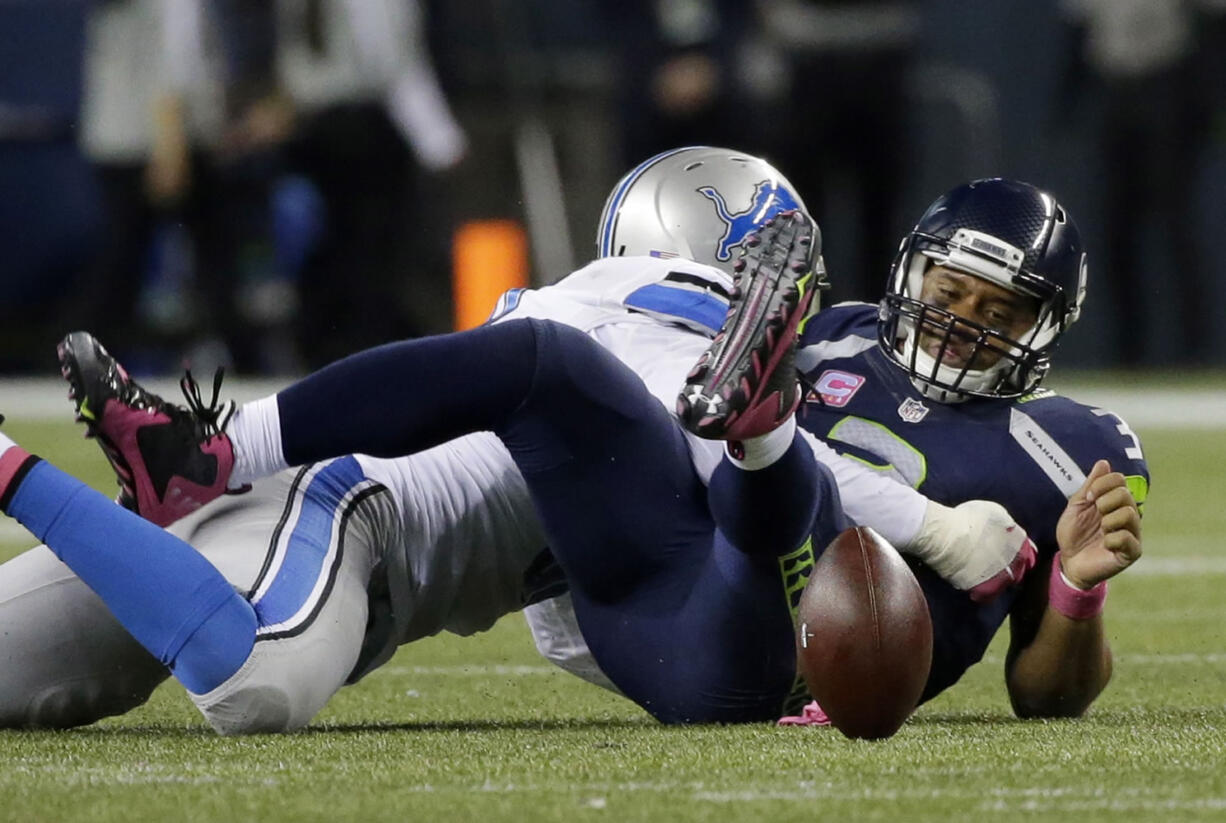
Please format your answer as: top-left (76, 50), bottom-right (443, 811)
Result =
top-left (916, 266), bottom-right (1040, 370)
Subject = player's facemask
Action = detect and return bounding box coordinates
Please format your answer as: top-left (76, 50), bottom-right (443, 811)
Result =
top-left (879, 228), bottom-right (1073, 404)
top-left (877, 178), bottom-right (1087, 404)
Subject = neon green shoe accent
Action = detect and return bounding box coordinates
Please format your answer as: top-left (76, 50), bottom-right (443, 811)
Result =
top-left (795, 271), bottom-right (817, 336)
top-left (778, 536), bottom-right (818, 714)
top-left (778, 536), bottom-right (816, 617)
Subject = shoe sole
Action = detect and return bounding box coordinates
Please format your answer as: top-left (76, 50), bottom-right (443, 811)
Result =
top-left (677, 212), bottom-right (819, 439)
top-left (57, 331), bottom-right (140, 508)
top-left (57, 331), bottom-right (112, 425)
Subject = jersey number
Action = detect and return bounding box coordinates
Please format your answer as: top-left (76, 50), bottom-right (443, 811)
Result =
top-left (825, 416), bottom-right (928, 489)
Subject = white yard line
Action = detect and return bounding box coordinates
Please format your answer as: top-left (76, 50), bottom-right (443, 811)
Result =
top-left (355, 780), bottom-right (1226, 811)
top-left (368, 652), bottom-right (1226, 679)
top-left (0, 377), bottom-right (288, 418)
top-left (18, 766), bottom-right (1226, 806)
top-left (1049, 385), bottom-right (1226, 429)
top-left (377, 664), bottom-right (561, 677)
top-left (1129, 556), bottom-right (1226, 575)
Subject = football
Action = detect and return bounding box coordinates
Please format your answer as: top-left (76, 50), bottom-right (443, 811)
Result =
top-left (795, 526), bottom-right (933, 739)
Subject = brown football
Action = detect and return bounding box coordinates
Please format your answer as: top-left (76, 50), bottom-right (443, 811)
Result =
top-left (795, 526), bottom-right (933, 739)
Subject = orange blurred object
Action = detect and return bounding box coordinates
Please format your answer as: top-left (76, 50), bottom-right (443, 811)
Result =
top-left (452, 219), bottom-right (530, 330)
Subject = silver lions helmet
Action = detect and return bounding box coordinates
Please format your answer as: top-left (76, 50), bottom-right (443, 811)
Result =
top-left (596, 146), bottom-right (814, 277)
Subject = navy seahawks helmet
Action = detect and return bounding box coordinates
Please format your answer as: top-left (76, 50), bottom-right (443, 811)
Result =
top-left (878, 178), bottom-right (1088, 402)
top-left (597, 146), bottom-right (818, 278)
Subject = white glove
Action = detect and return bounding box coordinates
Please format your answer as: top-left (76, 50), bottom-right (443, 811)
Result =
top-left (911, 499), bottom-right (1038, 603)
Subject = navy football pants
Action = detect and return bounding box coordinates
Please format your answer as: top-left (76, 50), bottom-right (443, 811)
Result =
top-left (278, 319), bottom-right (847, 722)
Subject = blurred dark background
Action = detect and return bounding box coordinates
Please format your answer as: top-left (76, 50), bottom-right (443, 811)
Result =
top-left (2, 0), bottom-right (1224, 376)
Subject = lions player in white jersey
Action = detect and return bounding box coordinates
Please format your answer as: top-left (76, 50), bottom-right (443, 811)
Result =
top-left (0, 149), bottom-right (1039, 732)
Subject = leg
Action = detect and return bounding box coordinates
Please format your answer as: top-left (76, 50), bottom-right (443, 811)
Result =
top-left (0, 466), bottom-right (374, 731)
top-left (0, 546), bottom-right (168, 728)
top-left (0, 439), bottom-right (382, 733)
top-left (278, 319), bottom-right (825, 720)
top-left (707, 432), bottom-right (846, 556)
top-left (178, 463), bottom-right (387, 733)
top-left (265, 320), bottom-right (709, 598)
top-left (0, 448), bottom-right (256, 695)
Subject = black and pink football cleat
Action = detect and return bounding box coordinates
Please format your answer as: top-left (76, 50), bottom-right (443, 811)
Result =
top-left (57, 331), bottom-right (241, 526)
top-left (676, 210), bottom-right (826, 441)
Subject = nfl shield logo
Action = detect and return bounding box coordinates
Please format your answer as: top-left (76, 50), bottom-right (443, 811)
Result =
top-left (897, 397), bottom-right (930, 423)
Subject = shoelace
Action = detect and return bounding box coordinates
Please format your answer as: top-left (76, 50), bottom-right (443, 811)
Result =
top-left (179, 368), bottom-right (237, 438)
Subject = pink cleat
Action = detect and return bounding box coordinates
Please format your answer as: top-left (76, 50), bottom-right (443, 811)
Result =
top-left (676, 211), bottom-right (826, 441)
top-left (57, 331), bottom-right (242, 526)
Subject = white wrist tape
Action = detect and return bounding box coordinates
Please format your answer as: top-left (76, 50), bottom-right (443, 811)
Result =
top-left (912, 499), bottom-right (1029, 591)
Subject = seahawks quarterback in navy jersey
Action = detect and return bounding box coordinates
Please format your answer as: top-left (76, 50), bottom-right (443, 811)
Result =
top-left (791, 178), bottom-right (1147, 711)
top-left (521, 177), bottom-right (1142, 724)
top-left (796, 301), bottom-right (1147, 699)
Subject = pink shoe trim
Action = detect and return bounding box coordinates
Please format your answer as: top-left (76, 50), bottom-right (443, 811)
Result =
top-left (778, 700), bottom-right (831, 726)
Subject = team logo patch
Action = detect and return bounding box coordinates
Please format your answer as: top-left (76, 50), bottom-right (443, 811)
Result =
top-left (808, 370), bottom-right (865, 407)
top-left (697, 180), bottom-right (803, 262)
top-left (897, 397), bottom-right (930, 423)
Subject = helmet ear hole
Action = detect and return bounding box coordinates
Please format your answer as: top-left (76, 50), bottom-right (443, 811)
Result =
top-left (597, 146), bottom-right (812, 276)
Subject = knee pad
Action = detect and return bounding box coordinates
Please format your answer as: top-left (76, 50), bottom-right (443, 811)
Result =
top-left (5, 670), bottom-right (162, 729)
top-left (193, 679), bottom-right (295, 736)
top-left (190, 631), bottom-right (360, 735)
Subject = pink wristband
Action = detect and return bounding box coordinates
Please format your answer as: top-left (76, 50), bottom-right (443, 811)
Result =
top-left (1048, 557), bottom-right (1107, 620)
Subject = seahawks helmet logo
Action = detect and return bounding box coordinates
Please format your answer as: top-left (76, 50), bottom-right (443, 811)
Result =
top-left (698, 181), bottom-right (803, 262)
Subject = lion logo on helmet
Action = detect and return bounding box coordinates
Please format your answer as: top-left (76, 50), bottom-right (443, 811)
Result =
top-left (697, 181), bottom-right (803, 262)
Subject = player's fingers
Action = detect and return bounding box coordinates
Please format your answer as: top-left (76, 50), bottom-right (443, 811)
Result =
top-left (1100, 503), bottom-right (1141, 539)
top-left (1104, 527), bottom-right (1142, 563)
top-left (1076, 460), bottom-right (1113, 503)
top-left (1094, 485), bottom-right (1137, 517)
top-left (1087, 468), bottom-right (1127, 504)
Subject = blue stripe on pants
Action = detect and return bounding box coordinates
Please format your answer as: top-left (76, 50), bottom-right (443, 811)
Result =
top-left (252, 456), bottom-right (368, 631)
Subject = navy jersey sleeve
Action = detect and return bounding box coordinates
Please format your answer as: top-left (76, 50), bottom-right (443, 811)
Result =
top-left (1001, 392), bottom-right (1150, 556)
top-left (799, 301), bottom-right (879, 349)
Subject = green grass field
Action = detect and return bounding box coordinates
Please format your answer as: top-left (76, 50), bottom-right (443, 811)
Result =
top-left (1, 409), bottom-right (1224, 822)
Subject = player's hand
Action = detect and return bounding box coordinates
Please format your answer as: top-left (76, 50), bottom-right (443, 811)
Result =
top-left (1056, 459), bottom-right (1142, 589)
top-left (914, 499), bottom-right (1038, 603)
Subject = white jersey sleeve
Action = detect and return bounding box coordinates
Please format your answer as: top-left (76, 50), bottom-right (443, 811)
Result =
top-left (510, 255), bottom-right (735, 337)
top-left (798, 429), bottom-right (927, 549)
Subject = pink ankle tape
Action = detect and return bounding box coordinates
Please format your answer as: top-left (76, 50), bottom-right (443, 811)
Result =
top-left (1048, 557), bottom-right (1107, 620)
